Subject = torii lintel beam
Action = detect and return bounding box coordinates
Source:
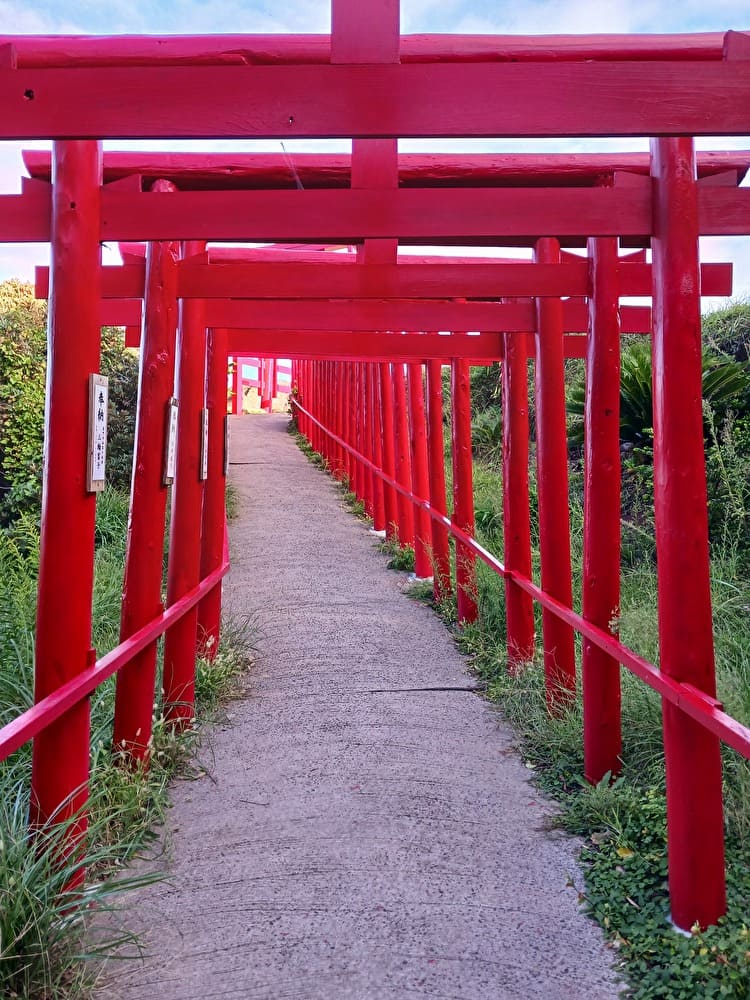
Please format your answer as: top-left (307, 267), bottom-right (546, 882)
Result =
top-left (2, 60), bottom-right (750, 139)
top-left (5, 185), bottom-right (750, 244)
top-left (108, 298), bottom-right (654, 335)
top-left (35, 261), bottom-right (734, 300)
top-left (225, 330), bottom-right (567, 362)
top-left (2, 32), bottom-right (739, 67)
top-left (22, 150), bottom-right (750, 190)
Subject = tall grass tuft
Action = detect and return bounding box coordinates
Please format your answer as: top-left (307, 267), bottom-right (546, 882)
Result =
top-left (0, 487), bottom-right (254, 998)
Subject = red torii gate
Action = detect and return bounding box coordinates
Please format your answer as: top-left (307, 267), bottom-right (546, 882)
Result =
top-left (0, 6), bottom-right (748, 937)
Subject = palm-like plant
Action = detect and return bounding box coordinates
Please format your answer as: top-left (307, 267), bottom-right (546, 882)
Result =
top-left (567, 341), bottom-right (749, 448)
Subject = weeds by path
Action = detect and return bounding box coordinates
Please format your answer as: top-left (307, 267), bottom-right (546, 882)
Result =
top-left (0, 489), bottom-right (255, 999)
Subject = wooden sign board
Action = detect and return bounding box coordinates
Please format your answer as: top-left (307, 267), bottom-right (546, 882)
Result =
top-left (87, 374), bottom-right (109, 493)
top-left (200, 407), bottom-right (209, 482)
top-left (163, 397), bottom-right (179, 486)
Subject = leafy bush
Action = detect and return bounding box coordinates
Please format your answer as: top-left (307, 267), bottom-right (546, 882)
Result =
top-left (0, 281), bottom-right (139, 522)
top-left (567, 339), bottom-right (749, 449)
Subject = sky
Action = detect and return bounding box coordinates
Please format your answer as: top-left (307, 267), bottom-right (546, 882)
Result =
top-left (0, 0), bottom-right (748, 305)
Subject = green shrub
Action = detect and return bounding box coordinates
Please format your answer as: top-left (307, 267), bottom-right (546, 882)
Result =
top-left (0, 281), bottom-right (139, 522)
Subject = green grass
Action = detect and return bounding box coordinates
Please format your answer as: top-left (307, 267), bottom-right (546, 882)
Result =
top-left (0, 488), bottom-right (254, 999)
top-left (453, 455), bottom-right (750, 1000)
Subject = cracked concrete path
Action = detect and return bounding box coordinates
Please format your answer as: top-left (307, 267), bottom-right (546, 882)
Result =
top-left (99, 413), bottom-right (621, 1000)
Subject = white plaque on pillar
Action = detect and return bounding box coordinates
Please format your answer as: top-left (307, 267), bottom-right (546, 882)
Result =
top-left (87, 374), bottom-right (109, 493)
top-left (163, 397), bottom-right (179, 486)
top-left (200, 407), bottom-right (209, 481)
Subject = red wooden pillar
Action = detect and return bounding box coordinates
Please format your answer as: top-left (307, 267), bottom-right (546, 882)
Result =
top-left (333, 0), bottom-right (398, 518)
top-left (114, 188), bottom-right (179, 760)
top-left (336, 361), bottom-right (347, 482)
top-left (260, 357), bottom-right (271, 412)
top-left (320, 361), bottom-right (329, 461)
top-left (311, 361), bottom-right (319, 452)
top-left (342, 362), bottom-right (352, 483)
top-left (307, 360), bottom-right (314, 444)
top-left (502, 330), bottom-right (535, 669)
top-left (347, 363), bottom-right (355, 487)
top-left (426, 359), bottom-right (451, 600)
top-left (361, 363), bottom-right (374, 516)
top-left (353, 363), bottom-right (363, 499)
top-left (30, 141), bottom-right (102, 853)
top-left (534, 238), bottom-right (576, 709)
top-left (197, 326), bottom-right (229, 660)
top-left (650, 136), bottom-right (725, 930)
top-left (230, 357), bottom-right (242, 415)
top-left (379, 362), bottom-right (399, 539)
top-left (331, 362), bottom-right (340, 476)
top-left (392, 362), bottom-right (415, 548)
top-left (163, 240), bottom-right (207, 726)
top-left (296, 360), bottom-right (303, 437)
top-left (583, 238), bottom-right (623, 783)
top-left (301, 361), bottom-right (309, 440)
top-left (451, 359), bottom-right (478, 623)
top-left (408, 362), bottom-right (432, 578)
top-left (369, 363), bottom-right (386, 530)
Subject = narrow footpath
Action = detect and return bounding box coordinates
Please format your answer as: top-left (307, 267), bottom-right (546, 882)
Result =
top-left (100, 413), bottom-right (620, 1000)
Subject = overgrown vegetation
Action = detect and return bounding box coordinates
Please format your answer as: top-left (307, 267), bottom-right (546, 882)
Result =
top-left (0, 281), bottom-right (138, 523)
top-left (462, 306), bottom-right (750, 998)
top-left (0, 282), bottom-right (252, 998)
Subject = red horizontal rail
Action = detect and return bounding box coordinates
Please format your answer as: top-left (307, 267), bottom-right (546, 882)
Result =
top-left (292, 398), bottom-right (750, 760)
top-left (0, 525), bottom-right (230, 764)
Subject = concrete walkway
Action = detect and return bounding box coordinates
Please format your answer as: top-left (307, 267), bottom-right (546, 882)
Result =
top-left (100, 413), bottom-right (620, 1000)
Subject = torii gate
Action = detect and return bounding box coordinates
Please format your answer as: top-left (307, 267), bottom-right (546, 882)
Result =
top-left (0, 5), bottom-right (748, 935)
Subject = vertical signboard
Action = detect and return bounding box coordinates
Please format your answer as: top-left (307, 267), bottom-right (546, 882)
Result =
top-left (163, 397), bottom-right (179, 486)
top-left (87, 374), bottom-right (109, 493)
top-left (200, 407), bottom-right (209, 481)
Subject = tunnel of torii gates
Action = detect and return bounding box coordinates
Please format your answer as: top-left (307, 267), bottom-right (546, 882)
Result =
top-left (0, 11), bottom-right (750, 938)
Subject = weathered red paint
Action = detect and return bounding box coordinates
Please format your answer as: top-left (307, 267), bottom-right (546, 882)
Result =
top-left (392, 363), bottom-right (415, 549)
top-left (451, 359), bottom-right (478, 623)
top-left (502, 329), bottom-right (535, 670)
top-left (24, 149), bottom-right (750, 189)
top-left (197, 325), bottom-right (229, 660)
top-left (369, 364), bottom-right (386, 531)
top-left (650, 137), bottom-right (726, 931)
top-left (163, 241), bottom-right (207, 726)
top-left (114, 183), bottom-right (179, 760)
top-left (426, 359), bottom-right (450, 601)
top-left (582, 238), bottom-right (622, 783)
top-left (408, 363), bottom-right (432, 578)
top-left (3, 61), bottom-right (750, 141)
top-left (5, 32), bottom-right (734, 69)
top-left (534, 238), bottom-right (576, 710)
top-left (30, 141), bottom-right (102, 869)
top-left (361, 363), bottom-right (374, 518)
top-left (379, 363), bottom-right (399, 539)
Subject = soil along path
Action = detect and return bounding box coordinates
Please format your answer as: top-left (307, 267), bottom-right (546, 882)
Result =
top-left (100, 413), bottom-right (620, 1000)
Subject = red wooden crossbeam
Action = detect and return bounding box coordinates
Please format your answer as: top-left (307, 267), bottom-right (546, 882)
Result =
top-left (1, 32), bottom-right (737, 67)
top-left (7, 185), bottom-right (750, 244)
top-left (2, 62), bottom-right (750, 141)
top-left (22, 149), bottom-right (750, 189)
top-left (114, 300), bottom-right (652, 340)
top-left (35, 260), bottom-right (733, 300)
top-left (228, 330), bottom-right (507, 361)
